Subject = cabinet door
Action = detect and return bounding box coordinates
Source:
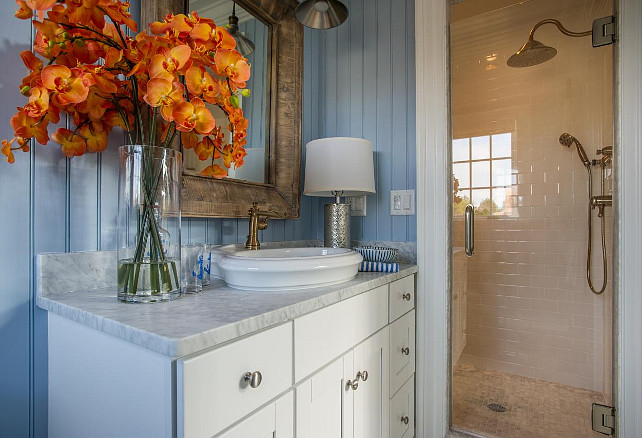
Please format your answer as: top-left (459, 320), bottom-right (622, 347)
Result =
top-left (296, 355), bottom-right (350, 438)
top-left (352, 327), bottom-right (390, 438)
top-left (218, 391), bottom-right (293, 438)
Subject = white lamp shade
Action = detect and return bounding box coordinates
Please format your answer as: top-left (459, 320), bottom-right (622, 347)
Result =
top-left (303, 137), bottom-right (375, 197)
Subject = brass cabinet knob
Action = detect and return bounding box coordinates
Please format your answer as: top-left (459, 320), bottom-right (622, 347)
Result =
top-left (401, 415), bottom-right (409, 425)
top-left (401, 347), bottom-right (410, 356)
top-left (243, 371), bottom-right (263, 388)
top-left (402, 293), bottom-right (411, 301)
top-left (357, 370), bottom-right (368, 382)
top-left (345, 379), bottom-right (359, 391)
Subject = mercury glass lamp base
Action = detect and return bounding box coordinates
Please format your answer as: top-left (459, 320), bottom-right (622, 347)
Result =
top-left (324, 203), bottom-right (351, 248)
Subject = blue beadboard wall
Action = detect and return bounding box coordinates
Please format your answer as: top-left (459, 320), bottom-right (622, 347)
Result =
top-left (0, 0), bottom-right (416, 435)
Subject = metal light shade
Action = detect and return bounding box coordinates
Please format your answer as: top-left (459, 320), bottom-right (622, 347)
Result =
top-left (228, 6), bottom-right (255, 57)
top-left (296, 0), bottom-right (349, 29)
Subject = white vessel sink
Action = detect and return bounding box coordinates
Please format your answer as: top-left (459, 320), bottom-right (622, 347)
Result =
top-left (215, 246), bottom-right (363, 291)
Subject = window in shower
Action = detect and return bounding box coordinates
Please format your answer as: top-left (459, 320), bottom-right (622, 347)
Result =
top-left (452, 132), bottom-right (513, 216)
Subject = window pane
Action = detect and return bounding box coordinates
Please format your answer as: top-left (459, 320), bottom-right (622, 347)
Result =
top-left (472, 160), bottom-right (490, 187)
top-left (453, 162), bottom-right (470, 188)
top-left (492, 187), bottom-right (507, 215)
top-left (452, 138), bottom-right (469, 161)
top-left (492, 159), bottom-right (512, 187)
top-left (472, 189), bottom-right (491, 215)
top-left (471, 136), bottom-right (490, 160)
top-left (492, 133), bottom-right (512, 158)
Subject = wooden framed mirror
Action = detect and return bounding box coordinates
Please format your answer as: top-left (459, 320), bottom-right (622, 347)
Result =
top-left (141, 0), bottom-right (303, 218)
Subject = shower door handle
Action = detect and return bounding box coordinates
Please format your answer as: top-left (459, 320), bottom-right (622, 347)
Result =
top-left (465, 204), bottom-right (474, 257)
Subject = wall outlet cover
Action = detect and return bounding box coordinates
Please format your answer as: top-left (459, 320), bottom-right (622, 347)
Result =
top-left (390, 190), bottom-right (415, 215)
top-left (347, 196), bottom-right (367, 216)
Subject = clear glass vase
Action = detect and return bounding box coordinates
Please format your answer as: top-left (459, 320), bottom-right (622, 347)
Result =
top-left (117, 145), bottom-right (182, 303)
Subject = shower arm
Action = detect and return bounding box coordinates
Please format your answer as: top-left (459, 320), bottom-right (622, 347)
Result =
top-left (528, 19), bottom-right (592, 42)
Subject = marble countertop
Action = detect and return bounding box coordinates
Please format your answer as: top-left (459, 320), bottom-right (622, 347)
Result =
top-left (38, 264), bottom-right (418, 358)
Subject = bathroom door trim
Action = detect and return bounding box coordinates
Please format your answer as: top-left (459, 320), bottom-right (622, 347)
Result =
top-left (414, 0), bottom-right (450, 436)
top-left (413, 0), bottom-right (642, 437)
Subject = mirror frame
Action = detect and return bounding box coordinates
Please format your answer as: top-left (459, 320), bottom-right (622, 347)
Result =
top-left (141, 0), bottom-right (303, 218)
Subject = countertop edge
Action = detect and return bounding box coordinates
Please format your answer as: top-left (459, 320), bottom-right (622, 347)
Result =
top-left (38, 265), bottom-right (418, 357)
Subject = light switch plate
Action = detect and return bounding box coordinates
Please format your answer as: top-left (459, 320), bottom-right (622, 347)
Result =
top-left (347, 196), bottom-right (367, 216)
top-left (390, 190), bottom-right (415, 215)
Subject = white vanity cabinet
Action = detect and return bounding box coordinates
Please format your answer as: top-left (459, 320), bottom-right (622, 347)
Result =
top-left (43, 269), bottom-right (416, 438)
top-left (296, 328), bottom-right (390, 438)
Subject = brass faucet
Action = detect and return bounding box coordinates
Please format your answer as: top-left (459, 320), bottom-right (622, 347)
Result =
top-left (245, 202), bottom-right (284, 250)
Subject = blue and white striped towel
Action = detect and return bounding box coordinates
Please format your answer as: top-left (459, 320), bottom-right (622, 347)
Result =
top-left (359, 261), bottom-right (399, 273)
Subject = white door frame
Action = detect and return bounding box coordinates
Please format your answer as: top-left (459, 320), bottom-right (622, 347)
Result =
top-left (414, 0), bottom-right (642, 436)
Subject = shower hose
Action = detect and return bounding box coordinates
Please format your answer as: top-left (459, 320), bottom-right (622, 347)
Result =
top-left (586, 166), bottom-right (608, 295)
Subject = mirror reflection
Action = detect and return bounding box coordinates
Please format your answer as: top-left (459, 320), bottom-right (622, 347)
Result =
top-left (185, 0), bottom-right (270, 183)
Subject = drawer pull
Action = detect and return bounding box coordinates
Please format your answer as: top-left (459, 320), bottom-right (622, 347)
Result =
top-left (401, 347), bottom-right (410, 356)
top-left (345, 379), bottom-right (359, 391)
top-left (357, 370), bottom-right (369, 382)
top-left (402, 293), bottom-right (411, 301)
top-left (243, 371), bottom-right (263, 388)
top-left (401, 416), bottom-right (409, 425)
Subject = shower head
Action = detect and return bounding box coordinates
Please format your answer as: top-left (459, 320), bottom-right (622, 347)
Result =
top-left (559, 133), bottom-right (591, 168)
top-left (507, 39), bottom-right (557, 68)
top-left (507, 19), bottom-right (592, 68)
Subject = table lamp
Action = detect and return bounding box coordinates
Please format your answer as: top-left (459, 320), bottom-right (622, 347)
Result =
top-left (303, 137), bottom-right (375, 248)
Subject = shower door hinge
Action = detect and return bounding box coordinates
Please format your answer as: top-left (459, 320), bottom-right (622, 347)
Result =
top-left (592, 16), bottom-right (616, 47)
top-left (592, 403), bottom-right (615, 436)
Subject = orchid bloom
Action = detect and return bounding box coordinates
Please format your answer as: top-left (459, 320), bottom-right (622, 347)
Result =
top-left (190, 24), bottom-right (236, 51)
top-left (144, 79), bottom-right (185, 122)
top-left (185, 65), bottom-right (221, 103)
top-left (149, 45), bottom-right (192, 82)
top-left (214, 50), bottom-right (251, 88)
top-left (51, 128), bottom-right (86, 157)
top-left (172, 98), bottom-right (216, 134)
top-left (41, 65), bottom-right (92, 106)
top-left (201, 164), bottom-right (227, 179)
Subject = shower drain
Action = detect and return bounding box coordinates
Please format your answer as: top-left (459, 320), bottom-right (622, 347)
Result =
top-left (487, 403), bottom-right (507, 413)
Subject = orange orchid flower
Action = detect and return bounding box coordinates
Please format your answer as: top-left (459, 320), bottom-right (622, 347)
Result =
top-left (200, 164), bottom-right (227, 179)
top-left (214, 50), bottom-right (250, 88)
top-left (190, 24), bottom-right (236, 50)
top-left (99, 0), bottom-right (137, 32)
top-left (66, 0), bottom-right (105, 29)
top-left (149, 45), bottom-right (192, 82)
top-left (11, 109), bottom-right (49, 145)
top-left (79, 123), bottom-right (108, 153)
top-left (181, 131), bottom-right (199, 150)
top-left (172, 98), bottom-right (216, 134)
top-left (144, 79), bottom-right (185, 122)
top-left (24, 86), bottom-right (50, 118)
top-left (41, 65), bottom-right (92, 106)
top-left (194, 137), bottom-right (214, 160)
top-left (24, 0), bottom-right (57, 10)
top-left (1, 137), bottom-right (28, 163)
top-left (15, 1), bottom-right (33, 19)
top-left (51, 128), bottom-right (86, 157)
top-left (185, 65), bottom-right (221, 102)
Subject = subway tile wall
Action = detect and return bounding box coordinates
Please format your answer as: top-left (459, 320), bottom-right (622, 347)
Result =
top-left (451, 0), bottom-right (613, 397)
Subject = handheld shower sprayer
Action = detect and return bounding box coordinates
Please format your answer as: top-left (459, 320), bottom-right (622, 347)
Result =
top-left (559, 132), bottom-right (609, 295)
top-left (559, 133), bottom-right (591, 168)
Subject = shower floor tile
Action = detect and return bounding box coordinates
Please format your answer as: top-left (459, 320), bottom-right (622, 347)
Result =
top-left (452, 364), bottom-right (606, 438)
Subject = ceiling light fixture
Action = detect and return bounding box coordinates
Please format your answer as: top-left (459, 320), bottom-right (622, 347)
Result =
top-left (228, 3), bottom-right (255, 57)
top-left (295, 0), bottom-right (349, 30)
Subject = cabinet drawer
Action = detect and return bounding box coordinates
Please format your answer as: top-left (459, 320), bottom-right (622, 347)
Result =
top-left (390, 376), bottom-right (415, 438)
top-left (390, 310), bottom-right (415, 396)
top-left (389, 275), bottom-right (415, 322)
top-left (178, 322), bottom-right (293, 438)
top-left (294, 285), bottom-right (388, 382)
